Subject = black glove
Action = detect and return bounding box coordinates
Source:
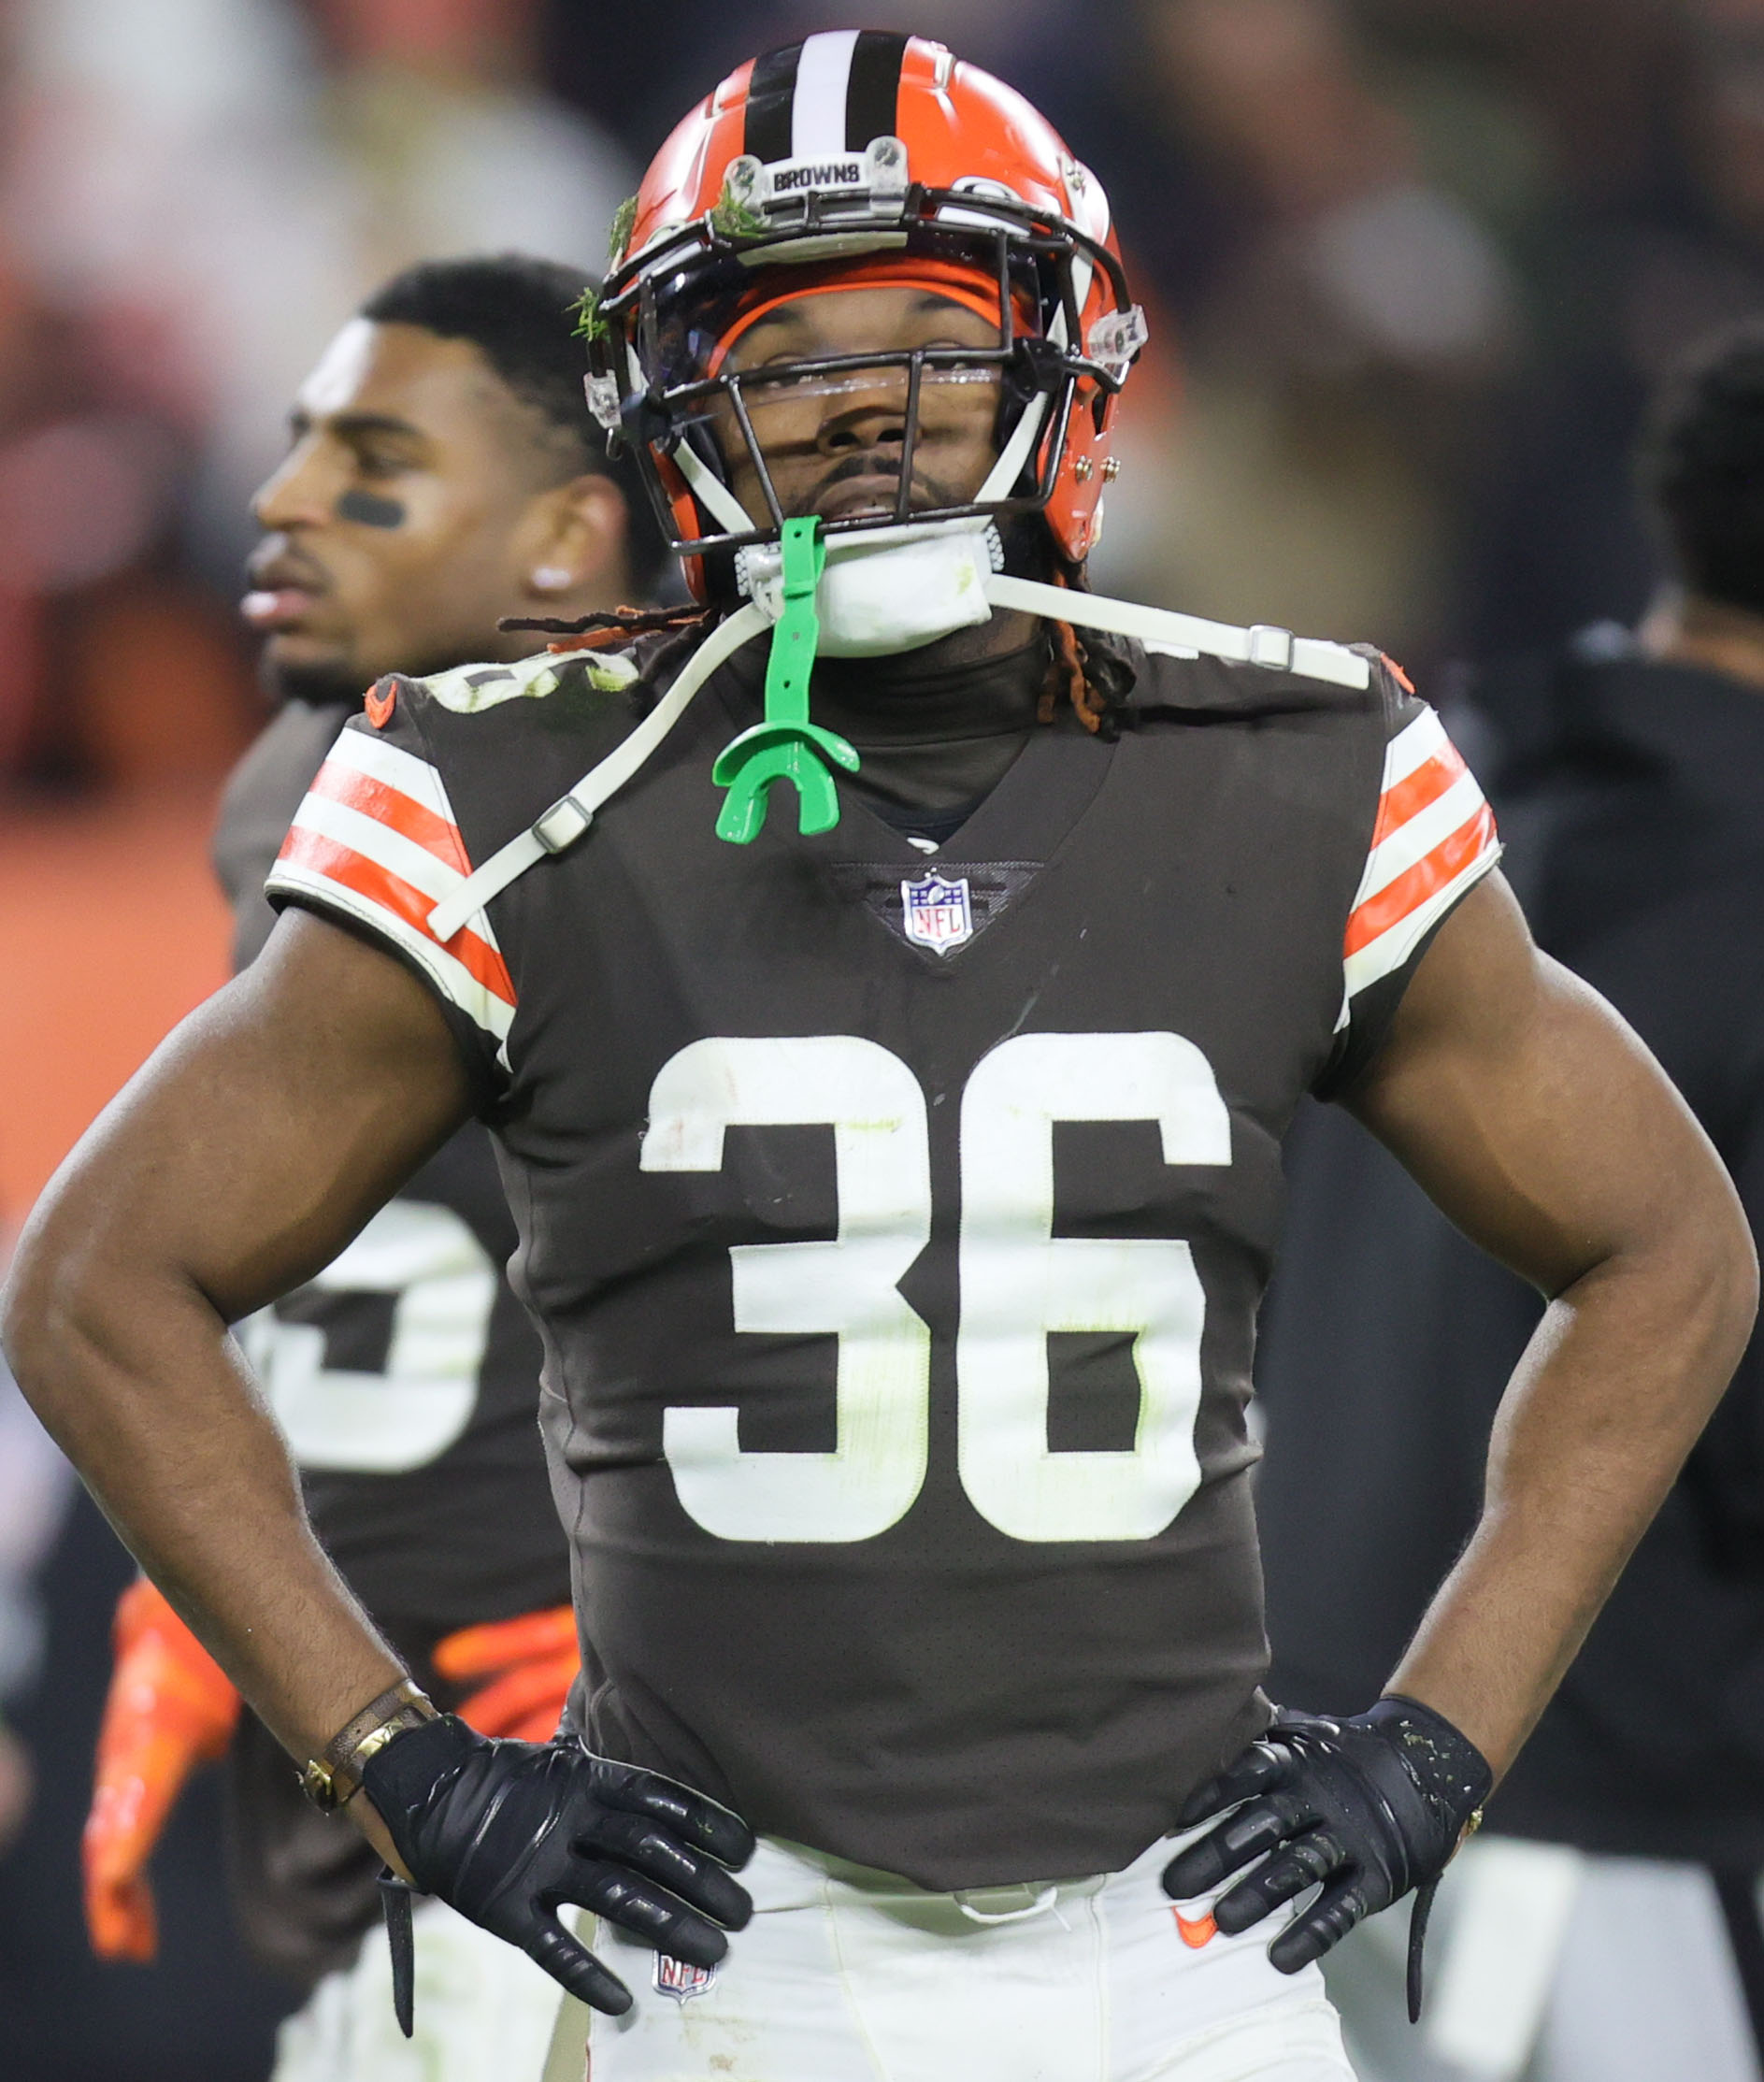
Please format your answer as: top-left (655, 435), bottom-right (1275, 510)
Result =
top-left (362, 1715), bottom-right (754, 2016)
top-left (1161, 1696), bottom-right (1490, 2019)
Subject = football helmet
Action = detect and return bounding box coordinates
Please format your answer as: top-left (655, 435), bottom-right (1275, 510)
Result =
top-left (587, 31), bottom-right (1147, 609)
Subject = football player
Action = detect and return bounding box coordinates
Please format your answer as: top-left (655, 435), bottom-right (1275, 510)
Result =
top-left (7, 37), bottom-right (1757, 2082)
top-left (78, 254), bottom-right (665, 2082)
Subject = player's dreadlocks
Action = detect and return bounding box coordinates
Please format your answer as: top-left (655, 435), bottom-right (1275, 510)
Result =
top-left (509, 589), bottom-right (1134, 738)
top-left (361, 255), bottom-right (669, 595)
top-left (1642, 317), bottom-right (1764, 620)
top-left (1040, 563), bottom-right (1135, 736)
top-left (508, 570), bottom-right (1135, 735)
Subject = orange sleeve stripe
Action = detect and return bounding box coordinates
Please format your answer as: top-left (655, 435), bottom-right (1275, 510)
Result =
top-left (279, 826), bottom-right (516, 1007)
top-left (1344, 802), bottom-right (1497, 957)
top-left (307, 759), bottom-right (471, 876)
top-left (1369, 740), bottom-right (1467, 851)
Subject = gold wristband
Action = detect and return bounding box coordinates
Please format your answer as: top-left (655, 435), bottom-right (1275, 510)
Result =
top-left (300, 1680), bottom-right (438, 1813)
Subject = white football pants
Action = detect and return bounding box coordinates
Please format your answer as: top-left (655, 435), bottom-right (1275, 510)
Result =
top-left (1321, 1833), bottom-right (1764, 2082)
top-left (270, 1892), bottom-right (566, 2082)
top-left (542, 1832), bottom-right (1356, 2082)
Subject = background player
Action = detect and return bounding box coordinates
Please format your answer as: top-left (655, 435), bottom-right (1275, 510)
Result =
top-left (1255, 320), bottom-right (1764, 2082)
top-left (5, 36), bottom-right (1757, 2082)
top-left (79, 252), bottom-right (667, 2082)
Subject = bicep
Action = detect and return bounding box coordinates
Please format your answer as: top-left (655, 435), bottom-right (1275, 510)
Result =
top-left (1341, 872), bottom-right (1737, 1298)
top-left (28, 908), bottom-right (475, 1321)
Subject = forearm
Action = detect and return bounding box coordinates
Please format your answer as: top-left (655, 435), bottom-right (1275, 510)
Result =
top-left (5, 1252), bottom-right (402, 1762)
top-left (1, 918), bottom-right (473, 1787)
top-left (1388, 1232), bottom-right (1755, 1776)
top-left (2, 917), bottom-right (479, 1874)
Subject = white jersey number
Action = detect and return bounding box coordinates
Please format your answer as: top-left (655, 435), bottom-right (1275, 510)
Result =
top-left (237, 1199), bottom-right (497, 1474)
top-left (641, 1037), bottom-right (931, 1542)
top-left (642, 1032), bottom-right (1230, 1544)
top-left (958, 1032), bottom-right (1229, 1541)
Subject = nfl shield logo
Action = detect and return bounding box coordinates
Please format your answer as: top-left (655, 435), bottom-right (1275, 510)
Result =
top-left (900, 871), bottom-right (973, 954)
top-left (653, 1952), bottom-right (718, 2003)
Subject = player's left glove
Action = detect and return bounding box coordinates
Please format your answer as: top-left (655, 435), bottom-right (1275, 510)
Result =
top-left (1161, 1695), bottom-right (1491, 2020)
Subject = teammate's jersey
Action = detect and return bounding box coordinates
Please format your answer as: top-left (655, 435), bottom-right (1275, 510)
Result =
top-left (214, 696), bottom-right (569, 1984)
top-left (267, 627), bottom-right (1499, 1889)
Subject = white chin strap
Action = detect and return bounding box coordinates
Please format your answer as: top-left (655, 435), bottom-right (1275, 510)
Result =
top-left (425, 568), bottom-right (1369, 946)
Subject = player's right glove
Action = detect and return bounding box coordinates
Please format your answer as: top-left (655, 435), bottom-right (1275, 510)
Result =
top-left (360, 1714), bottom-right (754, 2016)
top-left (83, 1578), bottom-right (240, 1961)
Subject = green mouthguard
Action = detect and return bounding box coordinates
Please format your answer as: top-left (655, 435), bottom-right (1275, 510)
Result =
top-left (712, 516), bottom-right (859, 843)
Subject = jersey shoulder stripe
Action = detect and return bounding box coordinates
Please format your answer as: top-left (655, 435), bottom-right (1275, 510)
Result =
top-left (1343, 706), bottom-right (1499, 1000)
top-left (267, 724), bottom-right (516, 1044)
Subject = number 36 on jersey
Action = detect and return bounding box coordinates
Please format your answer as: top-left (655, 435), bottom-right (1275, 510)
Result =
top-left (641, 1031), bottom-right (1231, 1547)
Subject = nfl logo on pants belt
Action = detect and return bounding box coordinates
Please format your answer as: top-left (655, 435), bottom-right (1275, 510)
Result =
top-left (901, 871), bottom-right (973, 954)
top-left (653, 1952), bottom-right (718, 2002)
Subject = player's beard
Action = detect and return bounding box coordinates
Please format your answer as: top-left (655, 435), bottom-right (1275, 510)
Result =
top-left (787, 453), bottom-right (1053, 581)
top-left (790, 449), bottom-right (960, 524)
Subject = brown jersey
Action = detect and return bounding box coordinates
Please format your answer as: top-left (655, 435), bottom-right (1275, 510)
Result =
top-left (266, 626), bottom-right (1498, 1889)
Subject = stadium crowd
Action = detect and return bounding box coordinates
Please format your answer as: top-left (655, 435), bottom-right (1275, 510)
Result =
top-left (4, 2), bottom-right (1764, 2078)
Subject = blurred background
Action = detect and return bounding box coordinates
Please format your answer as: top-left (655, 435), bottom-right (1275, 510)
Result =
top-left (3, 0), bottom-right (1762, 2074)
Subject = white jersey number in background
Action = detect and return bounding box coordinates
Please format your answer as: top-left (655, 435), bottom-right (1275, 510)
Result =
top-left (237, 1201), bottom-right (497, 1474)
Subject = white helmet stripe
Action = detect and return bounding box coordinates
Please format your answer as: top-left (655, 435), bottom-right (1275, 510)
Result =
top-left (792, 30), bottom-right (861, 156)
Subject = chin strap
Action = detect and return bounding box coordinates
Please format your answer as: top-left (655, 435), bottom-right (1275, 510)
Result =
top-left (711, 518), bottom-right (859, 844)
top-left (426, 573), bottom-right (1370, 943)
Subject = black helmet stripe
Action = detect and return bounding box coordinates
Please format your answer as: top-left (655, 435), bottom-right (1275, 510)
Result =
top-left (844, 30), bottom-right (909, 151)
top-left (743, 41), bottom-right (802, 165)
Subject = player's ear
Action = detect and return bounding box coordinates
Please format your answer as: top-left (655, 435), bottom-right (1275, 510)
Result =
top-left (514, 474), bottom-right (628, 605)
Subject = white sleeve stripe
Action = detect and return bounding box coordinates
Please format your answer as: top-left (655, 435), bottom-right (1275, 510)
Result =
top-left (323, 727), bottom-right (463, 827)
top-left (289, 796), bottom-right (502, 947)
top-left (267, 860), bottom-right (514, 1046)
top-left (1344, 836), bottom-right (1501, 999)
top-left (1380, 708), bottom-right (1451, 788)
top-left (1353, 770), bottom-right (1488, 907)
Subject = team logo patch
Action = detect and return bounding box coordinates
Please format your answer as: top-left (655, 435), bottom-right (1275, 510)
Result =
top-left (900, 871), bottom-right (974, 955)
top-left (1172, 1907), bottom-right (1218, 1949)
top-left (653, 1952), bottom-right (719, 2003)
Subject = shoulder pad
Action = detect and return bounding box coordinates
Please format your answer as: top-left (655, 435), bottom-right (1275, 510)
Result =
top-left (419, 646), bottom-right (639, 716)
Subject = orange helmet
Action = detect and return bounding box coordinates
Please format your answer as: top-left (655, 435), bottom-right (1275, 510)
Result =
top-left (586, 31), bottom-right (1146, 596)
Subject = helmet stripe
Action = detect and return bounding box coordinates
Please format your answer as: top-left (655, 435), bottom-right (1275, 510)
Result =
top-left (844, 30), bottom-right (908, 151)
top-left (792, 30), bottom-right (861, 157)
top-left (743, 41), bottom-right (802, 165)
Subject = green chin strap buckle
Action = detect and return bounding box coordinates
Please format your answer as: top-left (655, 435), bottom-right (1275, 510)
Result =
top-left (713, 516), bottom-right (858, 844)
